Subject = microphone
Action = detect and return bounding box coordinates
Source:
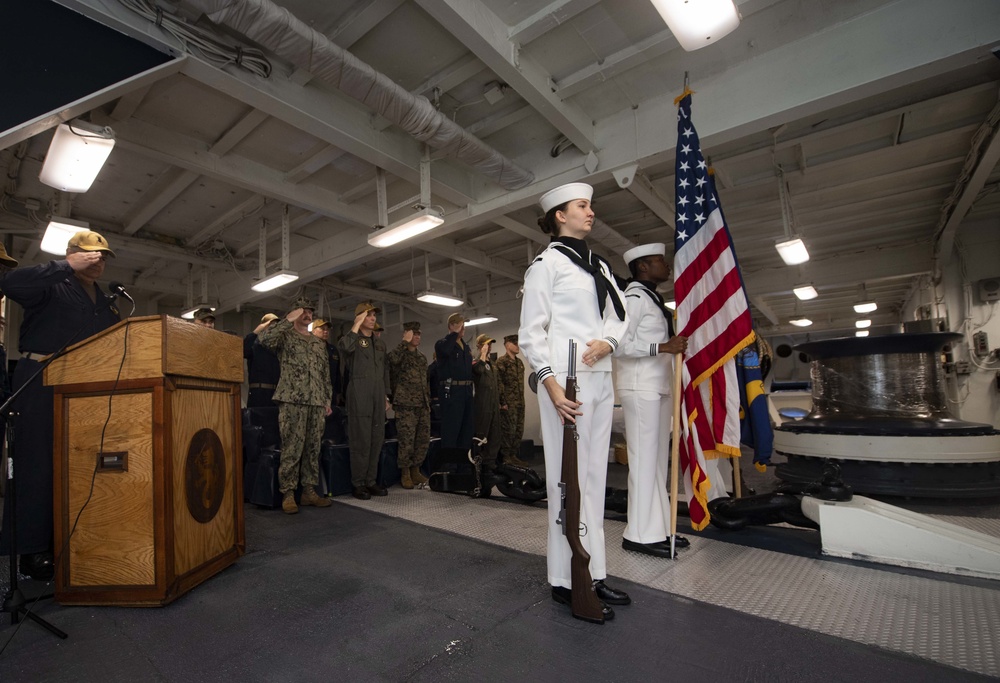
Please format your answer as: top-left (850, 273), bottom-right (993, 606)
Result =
top-left (108, 281), bottom-right (134, 302)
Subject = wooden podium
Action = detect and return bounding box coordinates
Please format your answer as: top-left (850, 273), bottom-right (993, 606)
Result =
top-left (45, 315), bottom-right (245, 606)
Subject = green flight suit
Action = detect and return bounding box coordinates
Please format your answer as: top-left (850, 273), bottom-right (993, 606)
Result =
top-left (339, 330), bottom-right (390, 487)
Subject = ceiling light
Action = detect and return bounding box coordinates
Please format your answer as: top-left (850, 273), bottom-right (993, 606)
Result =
top-left (416, 291), bottom-right (464, 307)
top-left (856, 330), bottom-right (870, 337)
top-left (41, 216), bottom-right (89, 254)
top-left (465, 315), bottom-right (498, 326)
top-left (854, 301), bottom-right (878, 314)
top-left (39, 121), bottom-right (116, 193)
top-left (181, 304), bottom-right (215, 320)
top-left (650, 0), bottom-right (741, 52)
top-left (368, 207), bottom-right (445, 248)
top-left (793, 284), bottom-right (818, 300)
top-left (789, 318), bottom-right (812, 327)
top-left (252, 270), bottom-right (299, 292)
top-left (856, 319), bottom-right (871, 329)
top-left (775, 237), bottom-right (810, 266)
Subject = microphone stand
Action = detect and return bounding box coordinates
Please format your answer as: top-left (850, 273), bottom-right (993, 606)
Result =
top-left (1, 291), bottom-right (122, 639)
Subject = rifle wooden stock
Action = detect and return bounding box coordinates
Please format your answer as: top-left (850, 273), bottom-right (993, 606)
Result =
top-left (559, 339), bottom-right (605, 623)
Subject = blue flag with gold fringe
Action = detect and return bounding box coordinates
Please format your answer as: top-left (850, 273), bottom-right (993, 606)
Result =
top-left (736, 345), bottom-right (773, 468)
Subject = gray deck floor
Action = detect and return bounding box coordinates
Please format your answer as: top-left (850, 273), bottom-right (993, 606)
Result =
top-left (1, 478), bottom-right (998, 682)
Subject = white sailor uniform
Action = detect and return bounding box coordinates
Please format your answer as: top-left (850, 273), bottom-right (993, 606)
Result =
top-left (519, 241), bottom-right (629, 589)
top-left (614, 280), bottom-right (676, 544)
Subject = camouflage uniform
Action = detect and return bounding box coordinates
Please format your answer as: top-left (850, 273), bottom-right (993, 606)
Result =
top-left (496, 352), bottom-right (525, 461)
top-left (258, 318), bottom-right (331, 494)
top-left (388, 341), bottom-right (431, 469)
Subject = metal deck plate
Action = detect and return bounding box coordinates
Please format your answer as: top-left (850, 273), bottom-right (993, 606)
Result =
top-left (335, 488), bottom-right (1000, 677)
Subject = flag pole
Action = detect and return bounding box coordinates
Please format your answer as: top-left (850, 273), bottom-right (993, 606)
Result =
top-left (669, 351), bottom-right (683, 559)
top-left (732, 454), bottom-right (742, 498)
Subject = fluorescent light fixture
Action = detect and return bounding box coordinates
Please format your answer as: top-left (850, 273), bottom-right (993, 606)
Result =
top-left (856, 330), bottom-right (870, 337)
top-left (41, 216), bottom-right (89, 255)
top-left (368, 207), bottom-right (445, 248)
top-left (416, 291), bottom-right (464, 307)
top-left (854, 301), bottom-right (878, 314)
top-left (855, 319), bottom-right (871, 329)
top-left (793, 284), bottom-right (818, 300)
top-left (252, 270), bottom-right (299, 292)
top-left (465, 315), bottom-right (498, 326)
top-left (789, 318), bottom-right (812, 327)
top-left (39, 121), bottom-right (116, 193)
top-left (665, 300), bottom-right (676, 310)
top-left (650, 0), bottom-right (741, 51)
top-left (181, 304), bottom-right (216, 320)
top-left (775, 237), bottom-right (810, 266)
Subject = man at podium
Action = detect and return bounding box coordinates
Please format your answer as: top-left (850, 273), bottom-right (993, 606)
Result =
top-left (0, 230), bottom-right (120, 580)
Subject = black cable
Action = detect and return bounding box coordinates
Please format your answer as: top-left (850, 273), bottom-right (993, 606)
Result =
top-left (0, 298), bottom-right (135, 656)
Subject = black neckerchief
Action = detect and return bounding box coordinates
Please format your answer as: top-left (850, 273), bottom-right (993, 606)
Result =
top-left (635, 279), bottom-right (675, 337)
top-left (551, 237), bottom-right (625, 321)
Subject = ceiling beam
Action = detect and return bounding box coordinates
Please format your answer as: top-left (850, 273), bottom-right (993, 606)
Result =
top-left (187, 194), bottom-right (266, 247)
top-left (284, 146), bottom-right (347, 184)
top-left (121, 109), bottom-right (268, 236)
top-left (492, 215), bottom-right (547, 246)
top-left (935, 105), bottom-right (1000, 261)
top-left (592, 0), bottom-right (999, 186)
top-left (749, 296), bottom-right (780, 325)
top-left (92, 112), bottom-right (375, 228)
top-left (557, 30), bottom-right (677, 99)
top-left (412, 55), bottom-right (484, 98)
top-left (627, 172), bottom-right (675, 228)
top-left (122, 168), bottom-right (199, 236)
top-left (0, 56), bottom-right (184, 151)
top-left (178, 56), bottom-right (477, 206)
top-left (330, 0), bottom-right (406, 47)
top-left (421, 238), bottom-right (526, 282)
top-left (508, 0), bottom-right (602, 46)
top-left (416, 0), bottom-right (597, 153)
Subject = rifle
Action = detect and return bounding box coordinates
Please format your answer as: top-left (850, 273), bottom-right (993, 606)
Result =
top-left (557, 338), bottom-right (605, 624)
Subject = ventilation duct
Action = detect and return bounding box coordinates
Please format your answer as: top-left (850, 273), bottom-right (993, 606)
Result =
top-left (184, 0), bottom-right (535, 190)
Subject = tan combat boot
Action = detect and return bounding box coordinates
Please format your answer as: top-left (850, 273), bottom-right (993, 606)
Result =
top-left (300, 486), bottom-right (332, 508)
top-left (282, 491), bottom-right (298, 514)
top-left (400, 466), bottom-right (414, 489)
top-left (410, 466), bottom-right (428, 486)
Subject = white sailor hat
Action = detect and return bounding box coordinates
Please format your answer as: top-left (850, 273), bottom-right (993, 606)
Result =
top-left (539, 182), bottom-right (593, 213)
top-left (623, 243), bottom-right (666, 266)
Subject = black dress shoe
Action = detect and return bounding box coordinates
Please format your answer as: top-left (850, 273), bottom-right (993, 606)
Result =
top-left (366, 484), bottom-right (388, 497)
top-left (672, 535), bottom-right (691, 549)
top-left (593, 580), bottom-right (630, 605)
top-left (622, 538), bottom-right (674, 558)
top-left (19, 551), bottom-right (55, 581)
top-left (550, 586), bottom-right (614, 622)
top-left (352, 486), bottom-right (372, 500)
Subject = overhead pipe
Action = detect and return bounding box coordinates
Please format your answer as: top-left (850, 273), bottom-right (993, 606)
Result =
top-left (184, 0), bottom-right (535, 190)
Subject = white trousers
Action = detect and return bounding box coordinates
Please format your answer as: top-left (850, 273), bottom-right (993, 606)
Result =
top-left (539, 371), bottom-right (613, 589)
top-left (619, 389), bottom-right (672, 544)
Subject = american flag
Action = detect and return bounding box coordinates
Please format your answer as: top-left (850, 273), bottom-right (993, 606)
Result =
top-left (673, 91), bottom-right (755, 530)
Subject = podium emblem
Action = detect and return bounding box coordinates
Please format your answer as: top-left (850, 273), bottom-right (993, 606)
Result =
top-left (185, 428), bottom-right (226, 523)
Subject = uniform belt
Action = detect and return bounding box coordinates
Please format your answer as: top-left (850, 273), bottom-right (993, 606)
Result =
top-left (249, 383), bottom-right (276, 390)
top-left (446, 380), bottom-right (473, 386)
top-left (21, 352), bottom-right (49, 362)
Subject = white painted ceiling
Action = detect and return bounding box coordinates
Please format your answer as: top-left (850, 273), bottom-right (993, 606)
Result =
top-left (2, 0), bottom-right (999, 335)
